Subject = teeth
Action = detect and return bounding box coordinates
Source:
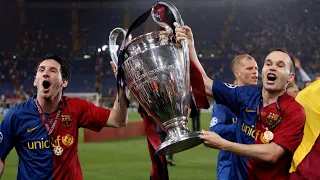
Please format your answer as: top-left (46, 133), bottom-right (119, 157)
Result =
top-left (267, 74), bottom-right (276, 78)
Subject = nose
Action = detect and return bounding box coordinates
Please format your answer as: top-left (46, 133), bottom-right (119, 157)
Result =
top-left (42, 69), bottom-right (50, 78)
top-left (269, 64), bottom-right (276, 72)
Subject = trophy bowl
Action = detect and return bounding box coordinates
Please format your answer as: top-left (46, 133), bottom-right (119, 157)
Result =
top-left (109, 2), bottom-right (202, 155)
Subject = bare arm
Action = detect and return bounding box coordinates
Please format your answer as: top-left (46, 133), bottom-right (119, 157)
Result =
top-left (0, 159), bottom-right (5, 178)
top-left (222, 140), bottom-right (286, 163)
top-left (294, 58), bottom-right (312, 82)
top-left (201, 130), bottom-right (286, 163)
top-left (174, 22), bottom-right (214, 98)
top-left (105, 88), bottom-right (129, 128)
top-left (105, 61), bottom-right (128, 128)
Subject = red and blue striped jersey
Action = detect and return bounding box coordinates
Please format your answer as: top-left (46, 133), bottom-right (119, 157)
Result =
top-left (212, 81), bottom-right (305, 180)
top-left (0, 96), bottom-right (109, 180)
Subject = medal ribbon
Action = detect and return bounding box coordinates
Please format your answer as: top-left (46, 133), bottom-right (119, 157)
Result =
top-left (35, 99), bottom-right (62, 145)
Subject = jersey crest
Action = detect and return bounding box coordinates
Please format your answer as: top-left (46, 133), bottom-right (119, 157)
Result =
top-left (223, 83), bottom-right (238, 89)
top-left (210, 117), bottom-right (218, 127)
top-left (61, 114), bottom-right (72, 127)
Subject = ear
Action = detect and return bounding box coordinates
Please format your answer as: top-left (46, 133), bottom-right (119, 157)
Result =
top-left (288, 72), bottom-right (295, 83)
top-left (62, 79), bottom-right (68, 88)
top-left (234, 71), bottom-right (240, 78)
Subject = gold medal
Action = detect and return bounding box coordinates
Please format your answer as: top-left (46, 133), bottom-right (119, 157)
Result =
top-left (53, 145), bottom-right (64, 156)
top-left (263, 129), bottom-right (274, 141)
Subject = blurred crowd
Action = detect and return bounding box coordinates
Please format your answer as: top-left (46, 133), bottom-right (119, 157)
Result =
top-left (0, 0), bottom-right (319, 111)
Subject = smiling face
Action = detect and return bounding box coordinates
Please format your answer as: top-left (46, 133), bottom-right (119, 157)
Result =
top-left (261, 51), bottom-right (295, 92)
top-left (33, 59), bottom-right (68, 101)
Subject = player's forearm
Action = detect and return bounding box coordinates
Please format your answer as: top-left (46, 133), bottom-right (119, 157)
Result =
top-left (189, 46), bottom-right (206, 79)
top-left (189, 46), bottom-right (214, 98)
top-left (222, 141), bottom-right (285, 164)
top-left (107, 89), bottom-right (128, 128)
top-left (298, 68), bottom-right (312, 82)
top-left (0, 159), bottom-right (5, 178)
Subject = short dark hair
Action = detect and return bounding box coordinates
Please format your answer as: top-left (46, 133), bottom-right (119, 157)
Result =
top-left (36, 53), bottom-right (71, 81)
top-left (271, 48), bottom-right (295, 73)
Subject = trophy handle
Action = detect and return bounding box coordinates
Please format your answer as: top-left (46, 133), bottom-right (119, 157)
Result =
top-left (108, 28), bottom-right (132, 66)
top-left (151, 1), bottom-right (191, 103)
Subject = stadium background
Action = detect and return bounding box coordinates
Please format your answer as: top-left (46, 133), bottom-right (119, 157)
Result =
top-left (0, 0), bottom-right (319, 179)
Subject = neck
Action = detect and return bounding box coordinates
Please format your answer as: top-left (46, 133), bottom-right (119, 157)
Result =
top-left (262, 88), bottom-right (285, 107)
top-left (36, 93), bottom-right (62, 114)
top-left (237, 81), bottom-right (245, 86)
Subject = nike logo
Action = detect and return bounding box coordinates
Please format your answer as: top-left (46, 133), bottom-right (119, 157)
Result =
top-left (27, 126), bottom-right (39, 133)
top-left (245, 107), bottom-right (256, 113)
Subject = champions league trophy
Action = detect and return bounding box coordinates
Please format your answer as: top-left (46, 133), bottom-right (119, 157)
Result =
top-left (109, 1), bottom-right (202, 155)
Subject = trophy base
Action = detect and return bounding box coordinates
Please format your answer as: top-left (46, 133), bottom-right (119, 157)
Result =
top-left (156, 131), bottom-right (203, 156)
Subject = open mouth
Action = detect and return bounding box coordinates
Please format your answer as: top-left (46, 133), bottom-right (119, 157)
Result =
top-left (267, 73), bottom-right (277, 82)
top-left (42, 80), bottom-right (51, 91)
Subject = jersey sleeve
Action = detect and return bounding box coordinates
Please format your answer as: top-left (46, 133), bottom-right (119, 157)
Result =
top-left (73, 98), bottom-right (111, 132)
top-left (212, 81), bottom-right (261, 116)
top-left (210, 102), bottom-right (236, 141)
top-left (0, 109), bottom-right (17, 160)
top-left (272, 105), bottom-right (306, 154)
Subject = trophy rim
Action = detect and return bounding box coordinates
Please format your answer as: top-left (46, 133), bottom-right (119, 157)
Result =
top-left (156, 131), bottom-right (203, 155)
top-left (124, 31), bottom-right (174, 49)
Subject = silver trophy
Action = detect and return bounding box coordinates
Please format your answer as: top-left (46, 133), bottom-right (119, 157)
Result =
top-left (109, 1), bottom-right (202, 155)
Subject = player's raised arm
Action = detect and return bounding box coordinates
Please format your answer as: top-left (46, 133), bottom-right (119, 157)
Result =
top-left (105, 61), bottom-right (129, 127)
top-left (174, 22), bottom-right (214, 98)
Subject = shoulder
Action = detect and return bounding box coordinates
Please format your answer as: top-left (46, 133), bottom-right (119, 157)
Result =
top-left (282, 94), bottom-right (306, 123)
top-left (237, 85), bottom-right (262, 95)
top-left (213, 101), bottom-right (236, 116)
top-left (213, 82), bottom-right (262, 96)
top-left (63, 96), bottom-right (83, 102)
top-left (8, 99), bottom-right (35, 116)
top-left (63, 96), bottom-right (90, 106)
top-left (62, 96), bottom-right (96, 112)
top-left (2, 99), bottom-right (35, 123)
top-left (212, 101), bottom-right (226, 111)
top-left (213, 102), bottom-right (230, 112)
top-left (283, 93), bottom-right (304, 112)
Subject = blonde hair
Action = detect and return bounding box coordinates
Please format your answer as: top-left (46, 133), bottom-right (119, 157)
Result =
top-left (231, 54), bottom-right (254, 73)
